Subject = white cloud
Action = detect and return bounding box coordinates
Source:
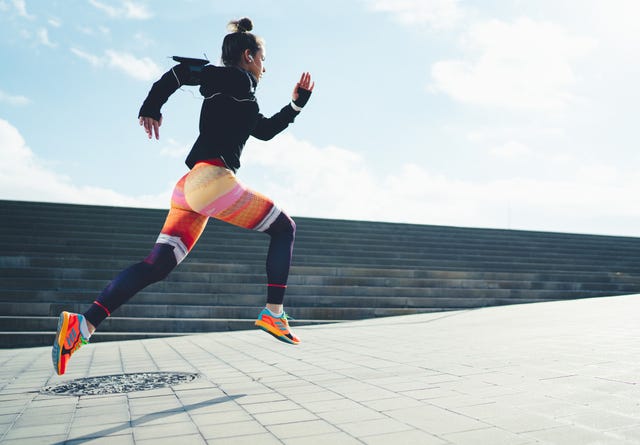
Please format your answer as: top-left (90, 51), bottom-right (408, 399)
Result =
top-left (105, 50), bottom-right (161, 81)
top-left (11, 0), bottom-right (32, 18)
top-left (78, 25), bottom-right (110, 37)
top-left (242, 133), bottom-right (640, 236)
top-left (48, 18), bottom-right (62, 27)
top-left (36, 28), bottom-right (56, 47)
top-left (70, 48), bottom-right (102, 66)
top-left (160, 138), bottom-right (189, 158)
top-left (89, 0), bottom-right (152, 20)
top-left (489, 141), bottom-right (532, 159)
top-left (0, 89), bottom-right (30, 106)
top-left (430, 18), bottom-right (596, 111)
top-left (133, 32), bottom-right (154, 48)
top-left (71, 48), bottom-right (161, 81)
top-left (0, 119), bottom-right (168, 208)
top-left (364, 0), bottom-right (463, 29)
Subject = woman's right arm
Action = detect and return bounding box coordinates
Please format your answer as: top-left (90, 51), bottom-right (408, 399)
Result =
top-left (138, 62), bottom-right (205, 139)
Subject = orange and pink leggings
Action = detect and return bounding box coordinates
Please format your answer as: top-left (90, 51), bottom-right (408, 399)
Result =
top-left (84, 160), bottom-right (295, 328)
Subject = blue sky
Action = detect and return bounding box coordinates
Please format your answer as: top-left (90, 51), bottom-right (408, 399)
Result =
top-left (1, 0), bottom-right (639, 237)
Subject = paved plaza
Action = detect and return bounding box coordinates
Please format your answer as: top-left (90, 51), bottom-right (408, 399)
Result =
top-left (1, 294), bottom-right (640, 444)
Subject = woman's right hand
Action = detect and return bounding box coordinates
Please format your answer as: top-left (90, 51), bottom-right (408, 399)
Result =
top-left (139, 116), bottom-right (162, 140)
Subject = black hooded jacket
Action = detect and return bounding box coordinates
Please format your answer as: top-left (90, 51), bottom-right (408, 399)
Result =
top-left (138, 60), bottom-right (300, 172)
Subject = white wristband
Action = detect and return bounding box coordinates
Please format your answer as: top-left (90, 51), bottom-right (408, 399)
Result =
top-left (290, 101), bottom-right (303, 112)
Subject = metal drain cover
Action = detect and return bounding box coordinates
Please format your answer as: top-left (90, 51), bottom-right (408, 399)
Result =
top-left (42, 372), bottom-right (199, 396)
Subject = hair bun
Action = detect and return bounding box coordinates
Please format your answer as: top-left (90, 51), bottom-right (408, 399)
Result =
top-left (228, 17), bottom-right (253, 33)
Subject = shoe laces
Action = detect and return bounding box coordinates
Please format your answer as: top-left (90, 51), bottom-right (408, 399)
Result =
top-left (70, 337), bottom-right (89, 354)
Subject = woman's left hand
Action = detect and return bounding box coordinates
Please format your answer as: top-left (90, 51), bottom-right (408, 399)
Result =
top-left (292, 72), bottom-right (314, 101)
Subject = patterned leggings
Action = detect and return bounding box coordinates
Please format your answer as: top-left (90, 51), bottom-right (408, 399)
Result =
top-left (84, 160), bottom-right (296, 328)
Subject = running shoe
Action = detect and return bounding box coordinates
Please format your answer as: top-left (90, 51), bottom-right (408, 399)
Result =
top-left (52, 311), bottom-right (89, 375)
top-left (255, 309), bottom-right (300, 345)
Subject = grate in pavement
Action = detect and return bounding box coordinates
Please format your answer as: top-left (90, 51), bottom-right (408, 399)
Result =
top-left (41, 372), bottom-right (200, 396)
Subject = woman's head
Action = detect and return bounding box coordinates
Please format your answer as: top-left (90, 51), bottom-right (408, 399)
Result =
top-left (221, 17), bottom-right (266, 81)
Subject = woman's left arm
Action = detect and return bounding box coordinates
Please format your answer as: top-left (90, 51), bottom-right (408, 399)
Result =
top-left (251, 72), bottom-right (314, 141)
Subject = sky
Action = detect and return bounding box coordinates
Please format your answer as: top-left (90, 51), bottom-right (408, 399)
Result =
top-left (1, 0), bottom-right (640, 237)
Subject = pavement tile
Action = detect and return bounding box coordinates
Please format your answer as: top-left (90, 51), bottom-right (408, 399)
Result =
top-left (234, 391), bottom-right (287, 405)
top-left (317, 406), bottom-right (385, 424)
top-left (190, 410), bottom-right (253, 426)
top-left (1, 435), bottom-right (68, 445)
top-left (66, 434), bottom-right (135, 445)
top-left (252, 408), bottom-right (318, 426)
top-left (74, 404), bottom-right (130, 418)
top-left (130, 410), bottom-right (192, 426)
top-left (0, 403), bottom-right (29, 416)
top-left (267, 419), bottom-right (338, 439)
top-left (3, 423), bottom-right (68, 440)
top-left (286, 389), bottom-right (344, 404)
top-left (472, 410), bottom-right (567, 433)
top-left (72, 410), bottom-right (130, 426)
top-left (562, 409), bottom-right (640, 431)
top-left (521, 425), bottom-right (634, 445)
top-left (298, 397), bottom-right (362, 414)
top-left (133, 421), bottom-right (200, 440)
top-left (362, 430), bottom-right (448, 445)
top-left (443, 427), bottom-right (532, 445)
top-left (67, 422), bottom-right (133, 440)
top-left (135, 433), bottom-right (206, 445)
top-left (339, 417), bottom-right (413, 437)
top-left (384, 405), bottom-right (490, 435)
top-left (199, 420), bottom-right (266, 440)
top-left (401, 386), bottom-right (459, 401)
top-left (282, 432), bottom-right (363, 445)
top-left (362, 395), bottom-right (424, 411)
top-left (429, 394), bottom-right (500, 409)
top-left (214, 433), bottom-right (283, 444)
top-left (0, 413), bottom-right (19, 425)
top-left (242, 399), bottom-right (301, 414)
top-left (612, 425), bottom-right (640, 443)
top-left (75, 395), bottom-right (129, 408)
top-left (12, 412), bottom-right (74, 427)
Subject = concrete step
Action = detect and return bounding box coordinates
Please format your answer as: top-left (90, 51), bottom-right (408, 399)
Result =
top-left (3, 248), bottom-right (636, 274)
top-left (1, 199), bottom-right (633, 238)
top-left (4, 220), bottom-right (639, 254)
top-left (0, 331), bottom-right (191, 348)
top-left (0, 302), bottom-right (444, 320)
top-left (3, 274), bottom-right (640, 295)
top-left (3, 215), bottom-right (640, 252)
top-left (4, 256), bottom-right (639, 284)
top-left (0, 288), bottom-right (613, 308)
top-left (5, 202), bottom-right (640, 253)
top-left (4, 238), bottom-right (637, 270)
top-left (0, 315), bottom-right (339, 334)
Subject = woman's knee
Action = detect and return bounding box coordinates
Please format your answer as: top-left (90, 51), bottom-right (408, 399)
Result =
top-left (143, 243), bottom-right (178, 282)
top-left (266, 212), bottom-right (296, 239)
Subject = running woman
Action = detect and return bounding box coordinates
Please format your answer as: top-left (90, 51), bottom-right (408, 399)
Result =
top-left (53, 17), bottom-right (314, 376)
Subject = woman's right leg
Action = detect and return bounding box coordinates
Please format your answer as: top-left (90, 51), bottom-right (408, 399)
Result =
top-left (53, 174), bottom-right (208, 375)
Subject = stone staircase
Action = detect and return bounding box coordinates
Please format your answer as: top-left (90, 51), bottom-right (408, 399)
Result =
top-left (2, 199), bottom-right (640, 347)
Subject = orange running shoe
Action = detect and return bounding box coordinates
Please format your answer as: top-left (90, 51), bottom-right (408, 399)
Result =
top-left (52, 311), bottom-right (89, 375)
top-left (255, 308), bottom-right (300, 345)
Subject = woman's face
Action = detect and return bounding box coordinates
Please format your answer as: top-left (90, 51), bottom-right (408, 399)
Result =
top-left (247, 47), bottom-right (266, 82)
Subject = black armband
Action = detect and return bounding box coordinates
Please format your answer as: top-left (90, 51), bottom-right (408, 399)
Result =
top-left (293, 87), bottom-right (312, 109)
top-left (172, 56), bottom-right (209, 66)
top-left (172, 56), bottom-right (210, 85)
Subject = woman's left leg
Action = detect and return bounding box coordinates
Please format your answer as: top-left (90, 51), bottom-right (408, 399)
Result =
top-left (183, 162), bottom-right (299, 343)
